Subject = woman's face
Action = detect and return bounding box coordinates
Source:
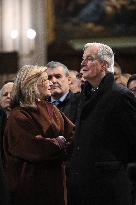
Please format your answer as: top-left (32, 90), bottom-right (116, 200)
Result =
top-left (37, 71), bottom-right (52, 98)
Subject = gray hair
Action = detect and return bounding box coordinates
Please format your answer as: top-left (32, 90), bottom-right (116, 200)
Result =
top-left (46, 61), bottom-right (69, 76)
top-left (0, 82), bottom-right (14, 98)
top-left (84, 43), bottom-right (114, 73)
top-left (11, 65), bottom-right (46, 108)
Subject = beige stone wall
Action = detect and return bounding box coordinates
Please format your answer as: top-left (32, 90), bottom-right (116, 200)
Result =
top-left (46, 0), bottom-right (55, 44)
top-left (0, 73), bottom-right (16, 88)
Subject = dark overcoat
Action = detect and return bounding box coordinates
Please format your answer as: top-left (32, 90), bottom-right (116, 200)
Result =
top-left (4, 101), bottom-right (74, 205)
top-left (0, 156), bottom-right (10, 205)
top-left (69, 72), bottom-right (136, 205)
top-left (0, 108), bottom-right (7, 159)
top-left (0, 109), bottom-right (10, 205)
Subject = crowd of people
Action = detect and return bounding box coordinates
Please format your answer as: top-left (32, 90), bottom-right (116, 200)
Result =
top-left (0, 42), bottom-right (136, 205)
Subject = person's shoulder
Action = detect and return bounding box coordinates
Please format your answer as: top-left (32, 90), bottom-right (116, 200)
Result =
top-left (67, 92), bottom-right (81, 104)
top-left (112, 83), bottom-right (134, 97)
top-left (68, 91), bottom-right (81, 98)
top-left (111, 83), bottom-right (136, 107)
top-left (38, 100), bottom-right (54, 108)
top-left (37, 100), bottom-right (57, 114)
top-left (8, 106), bottom-right (33, 121)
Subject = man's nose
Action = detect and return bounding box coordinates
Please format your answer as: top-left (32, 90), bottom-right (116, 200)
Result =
top-left (7, 93), bottom-right (11, 98)
top-left (81, 59), bottom-right (86, 66)
top-left (51, 76), bottom-right (57, 83)
top-left (49, 80), bottom-right (53, 86)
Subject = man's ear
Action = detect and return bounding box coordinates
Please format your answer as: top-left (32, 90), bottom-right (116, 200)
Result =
top-left (101, 61), bottom-right (109, 71)
top-left (68, 76), bottom-right (71, 85)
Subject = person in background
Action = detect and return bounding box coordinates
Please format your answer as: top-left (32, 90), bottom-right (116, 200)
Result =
top-left (114, 61), bottom-right (122, 76)
top-left (115, 73), bottom-right (131, 87)
top-left (69, 70), bottom-right (81, 93)
top-left (0, 82), bottom-right (14, 164)
top-left (0, 81), bottom-right (14, 117)
top-left (4, 65), bottom-right (74, 205)
top-left (46, 61), bottom-right (80, 204)
top-left (69, 42), bottom-right (136, 205)
top-left (46, 61), bottom-right (80, 123)
top-left (127, 74), bottom-right (136, 97)
top-left (79, 67), bottom-right (86, 89)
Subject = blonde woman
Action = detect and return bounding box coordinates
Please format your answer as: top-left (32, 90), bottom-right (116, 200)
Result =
top-left (4, 65), bottom-right (74, 205)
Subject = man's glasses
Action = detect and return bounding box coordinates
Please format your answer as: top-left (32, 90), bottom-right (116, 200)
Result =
top-left (82, 56), bottom-right (98, 62)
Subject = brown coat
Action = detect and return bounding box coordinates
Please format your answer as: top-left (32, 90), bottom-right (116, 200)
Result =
top-left (4, 101), bottom-right (74, 205)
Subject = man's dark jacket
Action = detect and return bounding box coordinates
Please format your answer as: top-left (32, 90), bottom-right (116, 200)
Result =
top-left (48, 91), bottom-right (80, 123)
top-left (69, 72), bottom-right (136, 205)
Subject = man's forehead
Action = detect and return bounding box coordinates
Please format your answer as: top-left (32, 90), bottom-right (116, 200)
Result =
top-left (84, 46), bottom-right (98, 55)
top-left (47, 66), bottom-right (65, 75)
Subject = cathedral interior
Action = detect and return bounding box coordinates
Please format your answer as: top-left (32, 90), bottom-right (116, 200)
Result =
top-left (0, 0), bottom-right (136, 86)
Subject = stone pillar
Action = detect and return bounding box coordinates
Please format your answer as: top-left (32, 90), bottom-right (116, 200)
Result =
top-left (20, 0), bottom-right (47, 66)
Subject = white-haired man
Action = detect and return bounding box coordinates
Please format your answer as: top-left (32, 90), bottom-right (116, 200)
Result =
top-left (69, 43), bottom-right (136, 205)
top-left (0, 81), bottom-right (14, 117)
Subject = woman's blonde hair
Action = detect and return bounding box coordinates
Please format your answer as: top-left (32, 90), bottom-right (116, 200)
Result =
top-left (11, 65), bottom-right (46, 108)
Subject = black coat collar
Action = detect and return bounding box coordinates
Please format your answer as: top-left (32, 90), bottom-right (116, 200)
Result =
top-left (79, 72), bottom-right (115, 118)
top-left (82, 72), bottom-right (114, 98)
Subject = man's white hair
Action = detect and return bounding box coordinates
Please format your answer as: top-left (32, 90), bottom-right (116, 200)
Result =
top-left (84, 42), bottom-right (114, 73)
top-left (0, 82), bottom-right (14, 98)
